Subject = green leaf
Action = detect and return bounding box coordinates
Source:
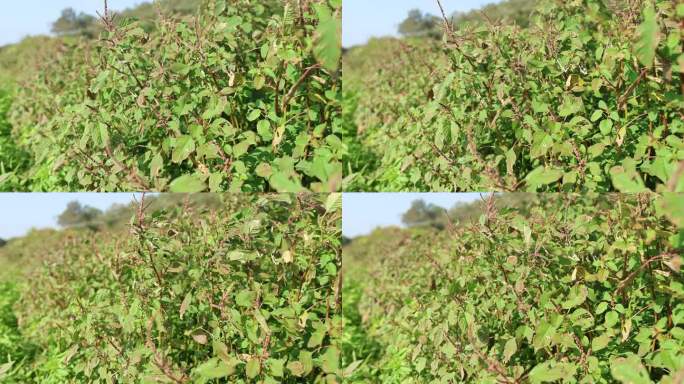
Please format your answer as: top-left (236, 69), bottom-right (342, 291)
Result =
top-left (308, 329), bottom-right (325, 348)
top-left (150, 153), bottom-right (163, 178)
top-left (172, 136), bottom-right (196, 163)
top-left (611, 167), bottom-right (648, 193)
top-left (529, 361), bottom-right (576, 383)
top-left (269, 172), bottom-right (305, 192)
top-left (287, 361), bottom-right (305, 377)
top-left (524, 167), bottom-right (564, 191)
top-left (194, 358), bottom-right (237, 379)
top-left (171, 62), bottom-right (191, 75)
top-left (0, 362), bottom-right (13, 379)
top-left (559, 96), bottom-right (583, 117)
top-left (592, 333), bottom-right (611, 352)
top-left (634, 5), bottom-right (660, 68)
top-left (414, 357), bottom-right (427, 373)
top-left (324, 193), bottom-right (341, 213)
top-left (255, 163), bottom-right (272, 178)
top-left (232, 140), bottom-right (252, 159)
top-left (533, 320), bottom-right (557, 351)
top-left (503, 338), bottom-right (517, 363)
top-left (235, 290), bottom-right (254, 307)
top-left (604, 311), bottom-right (620, 328)
top-left (610, 355), bottom-right (652, 384)
top-left (314, 8), bottom-right (341, 72)
top-left (596, 302), bottom-right (608, 314)
top-left (169, 174), bottom-right (207, 193)
top-left (180, 292), bottom-right (192, 319)
top-left (257, 120), bottom-right (272, 141)
top-left (599, 119), bottom-right (613, 135)
top-left (208, 172), bottom-right (223, 192)
top-left (247, 109), bottom-right (261, 122)
top-left (562, 284), bottom-right (588, 309)
top-left (254, 75), bottom-right (265, 90)
top-left (231, 140), bottom-right (250, 159)
top-left (659, 193), bottom-right (684, 227)
top-left (268, 358), bottom-right (285, 378)
top-left (321, 346), bottom-right (340, 374)
top-left (245, 358), bottom-right (260, 379)
top-left (99, 123), bottom-right (110, 146)
top-left (202, 96), bottom-right (227, 120)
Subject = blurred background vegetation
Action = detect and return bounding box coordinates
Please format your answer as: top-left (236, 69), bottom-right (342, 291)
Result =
top-left (0, 0), bottom-right (203, 82)
top-left (0, 194), bottom-right (224, 280)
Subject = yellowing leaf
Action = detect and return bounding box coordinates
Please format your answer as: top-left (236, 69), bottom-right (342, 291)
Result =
top-left (282, 249), bottom-right (294, 264)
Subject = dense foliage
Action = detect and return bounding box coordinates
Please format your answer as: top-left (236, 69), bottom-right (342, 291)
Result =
top-left (342, 193), bottom-right (684, 383)
top-left (4, 0), bottom-right (342, 192)
top-left (0, 193), bottom-right (343, 383)
top-left (343, 0), bottom-right (684, 192)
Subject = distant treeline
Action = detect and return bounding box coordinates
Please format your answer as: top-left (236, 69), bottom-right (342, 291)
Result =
top-left (396, 0), bottom-right (631, 40)
top-left (344, 194), bottom-right (537, 244)
top-left (397, 0), bottom-right (538, 39)
top-left (55, 194), bottom-right (224, 231)
top-left (51, 0), bottom-right (203, 38)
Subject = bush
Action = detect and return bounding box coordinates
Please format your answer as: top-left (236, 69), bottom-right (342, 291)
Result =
top-left (343, 0), bottom-right (683, 192)
top-left (342, 194), bottom-right (684, 383)
top-left (8, 0), bottom-right (342, 192)
top-left (9, 193), bottom-right (342, 382)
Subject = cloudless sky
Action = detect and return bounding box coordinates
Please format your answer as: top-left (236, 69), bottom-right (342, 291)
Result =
top-left (343, 193), bottom-right (486, 238)
top-left (343, 0), bottom-right (502, 47)
top-left (0, 0), bottom-right (147, 46)
top-left (0, 193), bottom-right (144, 239)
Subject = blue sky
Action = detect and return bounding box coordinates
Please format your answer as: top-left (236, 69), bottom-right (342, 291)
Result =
top-left (0, 193), bottom-right (144, 239)
top-left (343, 193), bottom-right (485, 238)
top-left (0, 0), bottom-right (146, 46)
top-left (343, 0), bottom-right (502, 47)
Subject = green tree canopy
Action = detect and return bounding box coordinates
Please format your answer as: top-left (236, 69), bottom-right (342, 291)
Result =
top-left (398, 9), bottom-right (441, 38)
top-left (57, 201), bottom-right (103, 230)
top-left (51, 8), bottom-right (97, 37)
top-left (401, 200), bottom-right (446, 229)
top-left (451, 0), bottom-right (538, 28)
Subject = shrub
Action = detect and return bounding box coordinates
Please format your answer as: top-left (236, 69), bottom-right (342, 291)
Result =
top-left (10, 193), bottom-right (342, 382)
top-left (342, 194), bottom-right (684, 383)
top-left (8, 0), bottom-right (342, 192)
top-left (343, 0), bottom-right (683, 192)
